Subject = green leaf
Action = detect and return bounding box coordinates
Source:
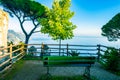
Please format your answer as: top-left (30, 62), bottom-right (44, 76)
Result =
top-left (101, 13), bottom-right (120, 41)
top-left (39, 0), bottom-right (76, 40)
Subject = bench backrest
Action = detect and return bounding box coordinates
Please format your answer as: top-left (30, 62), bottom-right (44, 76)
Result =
top-left (43, 56), bottom-right (96, 67)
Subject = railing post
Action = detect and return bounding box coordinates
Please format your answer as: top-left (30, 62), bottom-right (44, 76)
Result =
top-left (97, 44), bottom-right (101, 61)
top-left (24, 44), bottom-right (27, 54)
top-left (41, 43), bottom-right (44, 58)
top-left (21, 44), bottom-right (25, 55)
top-left (67, 44), bottom-right (69, 56)
top-left (10, 44), bottom-right (13, 64)
top-left (23, 43), bottom-right (27, 54)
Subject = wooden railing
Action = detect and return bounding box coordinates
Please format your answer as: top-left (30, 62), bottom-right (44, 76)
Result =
top-left (26, 43), bottom-right (120, 61)
top-left (26, 44), bottom-right (98, 57)
top-left (0, 43), bottom-right (119, 73)
top-left (0, 44), bottom-right (25, 73)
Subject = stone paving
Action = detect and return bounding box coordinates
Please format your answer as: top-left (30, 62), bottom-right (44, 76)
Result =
top-left (13, 60), bottom-right (120, 80)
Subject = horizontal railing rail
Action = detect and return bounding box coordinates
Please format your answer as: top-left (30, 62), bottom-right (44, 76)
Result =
top-left (0, 44), bottom-right (25, 73)
top-left (26, 43), bottom-right (98, 57)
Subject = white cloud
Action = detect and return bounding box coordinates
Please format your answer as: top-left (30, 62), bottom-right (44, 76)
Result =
top-left (73, 25), bottom-right (102, 37)
top-left (8, 17), bottom-right (22, 32)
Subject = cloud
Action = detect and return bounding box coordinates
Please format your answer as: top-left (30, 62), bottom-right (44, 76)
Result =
top-left (74, 26), bottom-right (102, 37)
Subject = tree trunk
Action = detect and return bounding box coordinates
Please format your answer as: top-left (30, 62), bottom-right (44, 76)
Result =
top-left (24, 35), bottom-right (31, 53)
top-left (25, 35), bottom-right (30, 44)
top-left (59, 38), bottom-right (61, 56)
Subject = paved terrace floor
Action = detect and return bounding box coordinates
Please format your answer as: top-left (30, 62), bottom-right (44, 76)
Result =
top-left (5, 60), bottom-right (120, 80)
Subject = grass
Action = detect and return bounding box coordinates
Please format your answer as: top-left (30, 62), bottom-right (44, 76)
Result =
top-left (39, 75), bottom-right (98, 80)
top-left (109, 70), bottom-right (120, 76)
top-left (99, 61), bottom-right (120, 76)
top-left (116, 71), bottom-right (120, 76)
top-left (0, 60), bottom-right (25, 80)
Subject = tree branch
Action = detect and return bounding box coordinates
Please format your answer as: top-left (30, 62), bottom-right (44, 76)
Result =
top-left (14, 14), bottom-right (28, 36)
top-left (33, 31), bottom-right (40, 33)
top-left (28, 19), bottom-right (39, 37)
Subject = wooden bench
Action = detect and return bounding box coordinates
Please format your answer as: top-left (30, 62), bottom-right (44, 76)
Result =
top-left (43, 56), bottom-right (96, 79)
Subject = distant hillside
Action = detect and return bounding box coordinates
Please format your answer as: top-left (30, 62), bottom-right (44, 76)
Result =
top-left (7, 30), bottom-right (25, 44)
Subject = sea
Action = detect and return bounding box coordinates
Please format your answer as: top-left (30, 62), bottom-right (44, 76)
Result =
top-left (29, 35), bottom-right (120, 48)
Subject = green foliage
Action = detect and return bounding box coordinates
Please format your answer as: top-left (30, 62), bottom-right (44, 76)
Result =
top-left (102, 47), bottom-right (119, 71)
top-left (28, 46), bottom-right (37, 56)
top-left (43, 44), bottom-right (49, 50)
top-left (0, 0), bottom-right (45, 19)
top-left (68, 50), bottom-right (80, 56)
top-left (21, 0), bottom-right (45, 19)
top-left (101, 13), bottom-right (120, 41)
top-left (116, 71), bottom-right (120, 76)
top-left (0, 0), bottom-right (46, 44)
top-left (39, 0), bottom-right (76, 40)
top-left (0, 60), bottom-right (24, 80)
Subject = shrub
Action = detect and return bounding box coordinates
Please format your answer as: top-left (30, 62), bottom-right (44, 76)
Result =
top-left (28, 46), bottom-right (37, 56)
top-left (43, 44), bottom-right (49, 50)
top-left (68, 50), bottom-right (80, 56)
top-left (103, 47), bottom-right (119, 71)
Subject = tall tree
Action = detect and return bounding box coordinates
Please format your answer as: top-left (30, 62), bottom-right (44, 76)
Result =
top-left (39, 0), bottom-right (76, 55)
top-left (0, 0), bottom-right (46, 44)
top-left (101, 13), bottom-right (120, 41)
top-left (39, 0), bottom-right (76, 40)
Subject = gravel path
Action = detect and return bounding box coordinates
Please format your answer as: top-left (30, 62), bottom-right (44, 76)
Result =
top-left (13, 60), bottom-right (120, 80)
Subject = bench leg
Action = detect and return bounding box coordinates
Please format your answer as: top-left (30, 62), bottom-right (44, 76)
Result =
top-left (45, 66), bottom-right (51, 79)
top-left (83, 66), bottom-right (91, 80)
top-left (47, 66), bottom-right (50, 75)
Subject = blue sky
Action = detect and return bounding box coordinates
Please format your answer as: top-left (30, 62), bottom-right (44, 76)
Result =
top-left (9, 0), bottom-right (120, 37)
top-left (69, 0), bottom-right (120, 36)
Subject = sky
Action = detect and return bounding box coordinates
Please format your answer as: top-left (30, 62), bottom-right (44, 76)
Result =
top-left (8, 0), bottom-right (120, 37)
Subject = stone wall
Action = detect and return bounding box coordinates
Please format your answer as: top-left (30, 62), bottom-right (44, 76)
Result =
top-left (0, 9), bottom-right (8, 48)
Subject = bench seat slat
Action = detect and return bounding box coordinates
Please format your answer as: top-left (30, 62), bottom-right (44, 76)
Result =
top-left (44, 63), bottom-right (92, 67)
top-left (43, 56), bottom-right (95, 60)
top-left (43, 56), bottom-right (96, 67)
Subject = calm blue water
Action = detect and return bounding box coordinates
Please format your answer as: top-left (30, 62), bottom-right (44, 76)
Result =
top-left (29, 35), bottom-right (120, 48)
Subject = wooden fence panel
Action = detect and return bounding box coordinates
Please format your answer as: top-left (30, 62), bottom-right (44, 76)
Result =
top-left (0, 44), bottom-right (25, 73)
